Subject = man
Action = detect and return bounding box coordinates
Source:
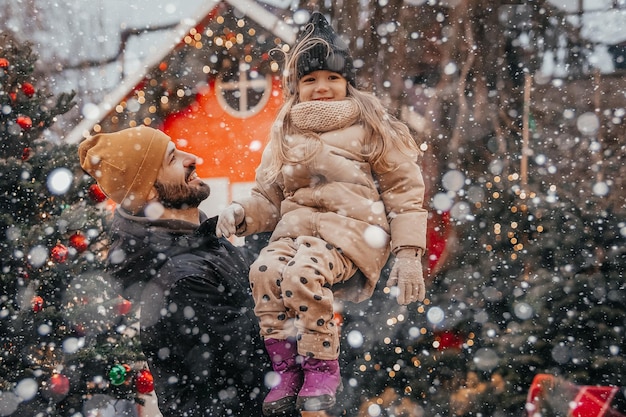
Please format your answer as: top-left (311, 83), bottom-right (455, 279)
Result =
top-left (78, 126), bottom-right (270, 416)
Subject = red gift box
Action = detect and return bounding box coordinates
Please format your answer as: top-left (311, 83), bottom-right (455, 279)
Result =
top-left (527, 374), bottom-right (626, 417)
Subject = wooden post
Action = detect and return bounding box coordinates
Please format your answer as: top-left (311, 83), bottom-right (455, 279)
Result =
top-left (593, 68), bottom-right (604, 182)
top-left (521, 70), bottom-right (532, 189)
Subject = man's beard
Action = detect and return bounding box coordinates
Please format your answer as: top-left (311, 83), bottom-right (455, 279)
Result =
top-left (153, 180), bottom-right (211, 209)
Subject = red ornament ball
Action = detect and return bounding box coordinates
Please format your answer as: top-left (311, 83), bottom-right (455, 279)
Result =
top-left (117, 297), bottom-right (133, 315)
top-left (21, 147), bottom-right (31, 161)
top-left (88, 183), bottom-right (107, 203)
top-left (435, 330), bottom-right (464, 351)
top-left (0, 57), bottom-right (8, 68)
top-left (32, 295), bottom-right (44, 312)
top-left (51, 243), bottom-right (69, 263)
top-left (69, 232), bottom-right (89, 253)
top-left (135, 369), bottom-right (154, 394)
top-left (49, 373), bottom-right (70, 396)
top-left (21, 82), bottom-right (35, 96)
top-left (17, 115), bottom-right (33, 129)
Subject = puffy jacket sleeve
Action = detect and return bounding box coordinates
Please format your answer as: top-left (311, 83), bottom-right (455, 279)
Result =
top-left (233, 146), bottom-right (284, 236)
top-left (373, 145), bottom-right (428, 253)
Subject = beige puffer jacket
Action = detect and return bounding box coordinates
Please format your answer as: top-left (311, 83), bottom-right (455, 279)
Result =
top-left (235, 99), bottom-right (427, 303)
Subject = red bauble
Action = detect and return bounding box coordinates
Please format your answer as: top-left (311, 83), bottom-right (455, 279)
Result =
top-left (135, 369), bottom-right (154, 394)
top-left (32, 295), bottom-right (44, 312)
top-left (0, 58), bottom-right (8, 68)
top-left (117, 297), bottom-right (133, 315)
top-left (88, 183), bottom-right (107, 203)
top-left (49, 373), bottom-right (70, 396)
top-left (51, 243), bottom-right (69, 263)
top-left (22, 147), bottom-right (31, 161)
top-left (17, 115), bottom-right (33, 129)
top-left (21, 82), bottom-right (35, 96)
top-left (69, 232), bottom-right (88, 253)
top-left (434, 330), bottom-right (464, 351)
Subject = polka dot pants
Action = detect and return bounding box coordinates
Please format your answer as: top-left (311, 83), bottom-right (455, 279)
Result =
top-left (249, 235), bottom-right (356, 360)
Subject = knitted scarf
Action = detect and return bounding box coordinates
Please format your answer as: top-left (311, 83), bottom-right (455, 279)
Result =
top-left (290, 99), bottom-right (360, 133)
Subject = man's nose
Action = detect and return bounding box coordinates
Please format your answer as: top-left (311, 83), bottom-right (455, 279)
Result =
top-left (182, 152), bottom-right (197, 166)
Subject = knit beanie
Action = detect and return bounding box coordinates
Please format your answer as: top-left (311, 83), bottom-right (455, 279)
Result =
top-left (78, 126), bottom-right (170, 214)
top-left (295, 12), bottom-right (356, 86)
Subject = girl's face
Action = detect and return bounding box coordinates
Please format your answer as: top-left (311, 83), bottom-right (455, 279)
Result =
top-left (297, 70), bottom-right (348, 102)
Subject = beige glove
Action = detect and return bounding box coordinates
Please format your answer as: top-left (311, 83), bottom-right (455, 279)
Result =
top-left (386, 248), bottom-right (425, 305)
top-left (216, 203), bottom-right (245, 238)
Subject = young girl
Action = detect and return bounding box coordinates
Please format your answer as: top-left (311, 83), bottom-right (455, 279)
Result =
top-left (217, 12), bottom-right (428, 415)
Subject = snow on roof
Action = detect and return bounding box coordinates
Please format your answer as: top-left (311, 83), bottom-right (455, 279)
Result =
top-left (548, 0), bottom-right (626, 44)
top-left (64, 0), bottom-right (296, 144)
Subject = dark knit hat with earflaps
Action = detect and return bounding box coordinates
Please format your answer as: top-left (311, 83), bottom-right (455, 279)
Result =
top-left (295, 12), bottom-right (356, 86)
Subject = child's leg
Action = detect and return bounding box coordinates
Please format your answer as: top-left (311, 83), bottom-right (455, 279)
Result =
top-left (280, 235), bottom-right (355, 360)
top-left (250, 238), bottom-right (298, 340)
top-left (250, 238), bottom-right (302, 415)
top-left (277, 235), bottom-right (354, 411)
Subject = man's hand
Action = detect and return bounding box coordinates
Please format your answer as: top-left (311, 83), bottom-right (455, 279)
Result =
top-left (216, 203), bottom-right (245, 238)
top-left (386, 248), bottom-right (425, 305)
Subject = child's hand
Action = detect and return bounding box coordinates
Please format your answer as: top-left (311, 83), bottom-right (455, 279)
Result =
top-left (216, 203), bottom-right (245, 238)
top-left (386, 248), bottom-right (425, 305)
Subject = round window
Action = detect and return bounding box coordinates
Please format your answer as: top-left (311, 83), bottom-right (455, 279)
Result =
top-left (216, 61), bottom-right (272, 119)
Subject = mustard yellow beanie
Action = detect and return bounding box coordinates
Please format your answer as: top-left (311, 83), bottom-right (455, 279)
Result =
top-left (78, 126), bottom-right (170, 214)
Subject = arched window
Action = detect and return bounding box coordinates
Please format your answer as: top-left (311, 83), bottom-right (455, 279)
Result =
top-left (216, 61), bottom-right (272, 118)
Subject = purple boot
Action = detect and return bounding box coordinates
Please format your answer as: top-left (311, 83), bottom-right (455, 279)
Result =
top-left (263, 338), bottom-right (303, 416)
top-left (296, 357), bottom-right (343, 411)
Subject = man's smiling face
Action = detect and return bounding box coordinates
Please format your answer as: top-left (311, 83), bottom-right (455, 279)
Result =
top-left (153, 142), bottom-right (211, 209)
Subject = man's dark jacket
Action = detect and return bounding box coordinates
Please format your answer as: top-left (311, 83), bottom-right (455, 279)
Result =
top-left (107, 209), bottom-right (268, 416)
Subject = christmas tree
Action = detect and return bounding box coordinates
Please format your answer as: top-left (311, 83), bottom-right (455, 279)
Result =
top-left (0, 34), bottom-right (149, 416)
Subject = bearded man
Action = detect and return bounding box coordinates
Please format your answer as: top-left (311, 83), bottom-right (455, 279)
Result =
top-left (79, 126), bottom-right (271, 417)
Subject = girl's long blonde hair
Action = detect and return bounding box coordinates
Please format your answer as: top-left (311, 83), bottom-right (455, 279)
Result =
top-left (261, 26), bottom-right (421, 184)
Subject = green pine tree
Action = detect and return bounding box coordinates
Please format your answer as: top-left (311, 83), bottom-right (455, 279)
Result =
top-left (419, 124), bottom-right (625, 415)
top-left (0, 34), bottom-right (147, 417)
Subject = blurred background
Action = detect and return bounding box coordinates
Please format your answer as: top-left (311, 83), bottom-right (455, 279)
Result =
top-left (1, 1), bottom-right (625, 416)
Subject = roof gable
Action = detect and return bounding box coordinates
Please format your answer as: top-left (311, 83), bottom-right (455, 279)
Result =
top-left (66, 0), bottom-right (295, 143)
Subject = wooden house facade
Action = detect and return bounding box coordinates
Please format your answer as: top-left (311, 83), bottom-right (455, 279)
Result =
top-left (67, 0), bottom-right (295, 220)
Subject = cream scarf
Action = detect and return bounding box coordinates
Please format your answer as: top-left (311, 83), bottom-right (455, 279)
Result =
top-left (290, 99), bottom-right (360, 133)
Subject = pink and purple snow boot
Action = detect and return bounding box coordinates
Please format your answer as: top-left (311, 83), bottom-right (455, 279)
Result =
top-left (295, 357), bottom-right (343, 412)
top-left (263, 338), bottom-right (304, 416)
